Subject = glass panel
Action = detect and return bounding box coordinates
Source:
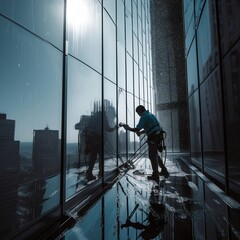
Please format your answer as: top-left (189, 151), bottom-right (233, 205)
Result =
top-left (187, 38), bottom-right (199, 96)
top-left (117, 42), bottom-right (126, 90)
top-left (67, 0), bottom-right (102, 73)
top-left (103, 80), bottom-right (118, 173)
top-left (195, 0), bottom-right (206, 26)
top-left (66, 57), bottom-right (102, 197)
top-left (127, 93), bottom-right (135, 155)
top-left (103, 0), bottom-right (116, 23)
top-left (118, 88), bottom-right (127, 163)
top-left (218, 0), bottom-right (240, 56)
top-left (133, 2), bottom-right (138, 34)
top-left (185, 16), bottom-right (195, 52)
top-left (104, 10), bottom-right (116, 83)
top-left (189, 91), bottom-right (202, 169)
top-left (64, 200), bottom-right (103, 239)
top-left (197, 0), bottom-right (219, 83)
top-left (133, 34), bottom-right (138, 63)
top-left (126, 10), bottom-right (133, 56)
top-left (183, 0), bottom-right (194, 35)
top-left (125, 0), bottom-right (132, 15)
top-left (200, 68), bottom-right (225, 185)
top-left (126, 54), bottom-right (134, 93)
top-left (138, 16), bottom-right (142, 44)
top-left (222, 41), bottom-right (240, 200)
top-left (134, 61), bottom-right (139, 97)
top-left (117, 0), bottom-right (125, 45)
top-left (0, 0), bottom-right (64, 50)
top-left (139, 71), bottom-right (144, 100)
top-left (139, 42), bottom-right (143, 71)
top-left (0, 17), bottom-right (62, 238)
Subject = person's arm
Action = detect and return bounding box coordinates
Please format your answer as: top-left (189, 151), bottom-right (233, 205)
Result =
top-left (119, 123), bottom-right (140, 133)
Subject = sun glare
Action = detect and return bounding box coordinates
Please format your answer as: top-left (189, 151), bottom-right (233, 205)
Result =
top-left (67, 0), bottom-right (90, 28)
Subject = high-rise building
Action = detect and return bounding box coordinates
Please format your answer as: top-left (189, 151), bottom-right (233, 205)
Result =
top-left (0, 113), bottom-right (20, 170)
top-left (32, 127), bottom-right (60, 176)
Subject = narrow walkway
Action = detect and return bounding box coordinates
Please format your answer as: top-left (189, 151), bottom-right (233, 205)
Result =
top-left (60, 155), bottom-right (240, 240)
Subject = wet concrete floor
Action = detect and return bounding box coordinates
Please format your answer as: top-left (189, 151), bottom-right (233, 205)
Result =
top-left (61, 155), bottom-right (240, 240)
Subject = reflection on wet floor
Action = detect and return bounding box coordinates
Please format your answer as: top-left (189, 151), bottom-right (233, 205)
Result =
top-left (62, 156), bottom-right (240, 240)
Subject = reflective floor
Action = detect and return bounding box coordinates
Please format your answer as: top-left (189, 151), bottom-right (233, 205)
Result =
top-left (61, 155), bottom-right (240, 240)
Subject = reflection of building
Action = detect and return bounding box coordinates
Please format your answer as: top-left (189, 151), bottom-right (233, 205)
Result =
top-left (0, 113), bottom-right (19, 235)
top-left (32, 126), bottom-right (60, 176)
top-left (0, 113), bottom-right (20, 170)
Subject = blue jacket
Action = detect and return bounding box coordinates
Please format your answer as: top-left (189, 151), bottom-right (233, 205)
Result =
top-left (136, 110), bottom-right (161, 136)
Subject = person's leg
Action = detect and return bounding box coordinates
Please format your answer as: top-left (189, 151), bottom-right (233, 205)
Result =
top-left (86, 150), bottom-right (97, 180)
top-left (148, 142), bottom-right (159, 182)
top-left (158, 155), bottom-right (169, 178)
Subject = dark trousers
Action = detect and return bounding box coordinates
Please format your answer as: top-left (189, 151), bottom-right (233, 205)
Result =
top-left (86, 134), bottom-right (103, 177)
top-left (148, 133), bottom-right (164, 176)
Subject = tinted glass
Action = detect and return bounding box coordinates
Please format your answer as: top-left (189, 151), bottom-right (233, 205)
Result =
top-left (67, 0), bottom-right (102, 73)
top-left (183, 0), bottom-right (194, 33)
top-left (126, 54), bottom-right (134, 93)
top-left (134, 61), bottom-right (139, 97)
top-left (104, 10), bottom-right (116, 82)
top-left (127, 93), bottom-right (135, 154)
top-left (103, 79), bottom-right (118, 173)
top-left (66, 57), bottom-right (102, 198)
top-left (133, 2), bottom-right (138, 34)
top-left (103, 0), bottom-right (116, 23)
top-left (189, 91), bottom-right (202, 169)
top-left (222, 41), bottom-right (240, 200)
top-left (197, 0), bottom-right (219, 83)
top-left (200, 68), bottom-right (225, 185)
top-left (0, 17), bottom-right (62, 238)
top-left (117, 0), bottom-right (125, 45)
top-left (133, 34), bottom-right (139, 63)
top-left (118, 88), bottom-right (127, 163)
top-left (0, 0), bottom-right (64, 50)
top-left (117, 42), bottom-right (126, 90)
top-left (126, 10), bottom-right (133, 56)
top-left (218, 0), bottom-right (240, 56)
top-left (187, 38), bottom-right (199, 96)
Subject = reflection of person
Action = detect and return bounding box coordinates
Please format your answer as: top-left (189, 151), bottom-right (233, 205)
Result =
top-left (85, 106), bottom-right (118, 181)
top-left (121, 188), bottom-right (167, 239)
top-left (120, 105), bottom-right (169, 183)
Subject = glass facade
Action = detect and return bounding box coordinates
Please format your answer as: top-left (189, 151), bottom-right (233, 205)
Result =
top-left (0, 0), bottom-right (153, 238)
top-left (184, 0), bottom-right (240, 199)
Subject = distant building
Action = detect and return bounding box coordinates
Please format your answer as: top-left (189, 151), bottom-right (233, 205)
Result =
top-left (32, 127), bottom-right (60, 176)
top-left (0, 113), bottom-right (20, 170)
top-left (0, 114), bottom-right (19, 234)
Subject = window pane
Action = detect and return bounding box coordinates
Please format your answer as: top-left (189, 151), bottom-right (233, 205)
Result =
top-left (200, 68), bottom-right (225, 185)
top-left (189, 91), bottom-right (202, 169)
top-left (103, 0), bottom-right (116, 23)
top-left (67, 0), bottom-right (102, 73)
top-left (0, 0), bottom-right (64, 49)
top-left (197, 0), bottom-right (219, 83)
top-left (127, 54), bottom-right (134, 93)
top-left (104, 10), bottom-right (116, 82)
top-left (187, 38), bottom-right (198, 96)
top-left (66, 57), bottom-right (102, 198)
top-left (104, 80), bottom-right (117, 172)
top-left (118, 88), bottom-right (127, 162)
top-left (0, 17), bottom-right (62, 238)
top-left (117, 42), bottom-right (126, 89)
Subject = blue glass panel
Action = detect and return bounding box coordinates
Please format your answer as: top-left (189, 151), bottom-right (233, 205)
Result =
top-left (68, 0), bottom-right (102, 73)
top-left (66, 57), bottom-right (102, 197)
top-left (0, 0), bottom-right (64, 49)
top-left (197, 0), bottom-right (219, 83)
top-left (222, 40), bottom-right (240, 200)
top-left (200, 68), bottom-right (225, 184)
top-left (0, 17), bottom-right (62, 238)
